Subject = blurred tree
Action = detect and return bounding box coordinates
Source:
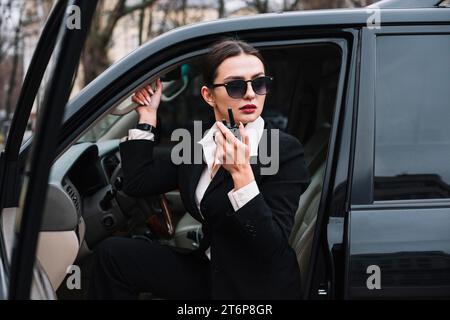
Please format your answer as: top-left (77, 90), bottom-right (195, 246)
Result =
top-left (82, 0), bottom-right (158, 86)
top-left (138, 6), bottom-right (145, 45)
top-left (240, 0), bottom-right (377, 13)
top-left (5, 0), bottom-right (24, 119)
top-left (157, 0), bottom-right (212, 34)
top-left (0, 0), bottom-right (13, 63)
top-left (80, 0), bottom-right (215, 87)
top-left (246, 0), bottom-right (270, 13)
top-left (218, 0), bottom-right (225, 18)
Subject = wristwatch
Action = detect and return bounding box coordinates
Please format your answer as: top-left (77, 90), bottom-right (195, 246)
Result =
top-left (135, 123), bottom-right (155, 132)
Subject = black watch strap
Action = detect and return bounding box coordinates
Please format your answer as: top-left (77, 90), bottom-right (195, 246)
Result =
top-left (135, 123), bottom-right (155, 132)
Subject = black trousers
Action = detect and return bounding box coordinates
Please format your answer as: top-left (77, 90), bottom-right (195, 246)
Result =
top-left (87, 236), bottom-right (211, 300)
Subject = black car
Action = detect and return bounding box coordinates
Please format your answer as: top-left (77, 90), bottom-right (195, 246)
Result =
top-left (0, 0), bottom-right (450, 300)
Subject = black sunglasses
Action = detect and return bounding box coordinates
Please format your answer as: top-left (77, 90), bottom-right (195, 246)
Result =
top-left (209, 76), bottom-right (273, 99)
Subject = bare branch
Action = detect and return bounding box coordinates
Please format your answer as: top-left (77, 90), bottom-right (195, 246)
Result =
top-left (289, 0), bottom-right (302, 10)
top-left (101, 0), bottom-right (126, 46)
top-left (157, 1), bottom-right (173, 34)
top-left (120, 0), bottom-right (158, 18)
top-left (5, 0), bottom-right (24, 116)
top-left (146, 6), bottom-right (153, 39)
top-left (243, 0), bottom-right (270, 13)
top-left (138, 6), bottom-right (145, 45)
top-left (218, 0), bottom-right (225, 18)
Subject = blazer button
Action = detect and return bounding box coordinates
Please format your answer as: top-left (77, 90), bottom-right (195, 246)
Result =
top-left (245, 220), bottom-right (256, 237)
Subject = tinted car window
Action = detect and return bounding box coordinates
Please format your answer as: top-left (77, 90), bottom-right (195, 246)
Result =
top-left (374, 34), bottom-right (450, 201)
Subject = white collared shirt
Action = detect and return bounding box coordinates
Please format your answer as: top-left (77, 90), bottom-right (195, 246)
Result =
top-left (196, 116), bottom-right (264, 213)
top-left (126, 116), bottom-right (265, 259)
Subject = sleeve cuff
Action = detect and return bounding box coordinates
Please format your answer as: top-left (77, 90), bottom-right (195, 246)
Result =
top-left (127, 129), bottom-right (155, 141)
top-left (227, 180), bottom-right (260, 212)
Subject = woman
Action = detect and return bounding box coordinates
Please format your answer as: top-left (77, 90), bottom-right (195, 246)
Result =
top-left (88, 39), bottom-right (310, 300)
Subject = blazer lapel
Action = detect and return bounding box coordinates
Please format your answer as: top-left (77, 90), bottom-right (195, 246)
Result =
top-left (201, 155), bottom-right (263, 208)
top-left (184, 119), bottom-right (271, 218)
top-left (182, 125), bottom-right (208, 220)
top-left (202, 166), bottom-right (226, 198)
top-left (250, 156), bottom-right (262, 184)
top-left (184, 161), bottom-right (206, 219)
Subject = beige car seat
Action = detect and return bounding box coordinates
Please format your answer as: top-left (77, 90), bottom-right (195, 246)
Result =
top-left (289, 55), bottom-right (338, 293)
top-left (289, 163), bottom-right (325, 285)
top-left (289, 124), bottom-right (330, 293)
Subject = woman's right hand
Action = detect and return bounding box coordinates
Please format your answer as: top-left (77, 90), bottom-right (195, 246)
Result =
top-left (132, 78), bottom-right (163, 116)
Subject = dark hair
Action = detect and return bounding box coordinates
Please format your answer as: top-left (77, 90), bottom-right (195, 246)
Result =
top-left (203, 38), bottom-right (265, 86)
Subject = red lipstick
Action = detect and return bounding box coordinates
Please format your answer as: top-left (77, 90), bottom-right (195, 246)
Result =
top-left (239, 104), bottom-right (257, 114)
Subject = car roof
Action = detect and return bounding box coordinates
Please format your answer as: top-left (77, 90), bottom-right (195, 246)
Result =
top-left (370, 0), bottom-right (449, 9)
top-left (171, 7), bottom-right (450, 32)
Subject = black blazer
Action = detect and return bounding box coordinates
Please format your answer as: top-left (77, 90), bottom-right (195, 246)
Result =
top-left (119, 120), bottom-right (310, 299)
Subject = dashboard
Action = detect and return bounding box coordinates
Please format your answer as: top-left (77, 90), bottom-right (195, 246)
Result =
top-left (42, 140), bottom-right (123, 247)
top-left (41, 138), bottom-right (199, 252)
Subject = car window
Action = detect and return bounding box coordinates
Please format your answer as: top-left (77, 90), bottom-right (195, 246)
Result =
top-left (80, 53), bottom-right (298, 145)
top-left (374, 34), bottom-right (450, 201)
top-left (78, 61), bottom-right (215, 144)
top-left (80, 42), bottom-right (340, 149)
top-left (157, 61), bottom-right (215, 147)
top-left (79, 114), bottom-right (121, 142)
top-left (154, 57), bottom-right (292, 148)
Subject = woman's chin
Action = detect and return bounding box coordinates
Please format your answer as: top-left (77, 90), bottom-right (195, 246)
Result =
top-left (236, 112), bottom-right (261, 124)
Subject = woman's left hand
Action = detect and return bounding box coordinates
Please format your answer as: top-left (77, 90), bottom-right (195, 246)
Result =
top-left (214, 121), bottom-right (255, 189)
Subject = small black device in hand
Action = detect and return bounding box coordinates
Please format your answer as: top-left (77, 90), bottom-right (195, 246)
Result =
top-left (222, 107), bottom-right (241, 141)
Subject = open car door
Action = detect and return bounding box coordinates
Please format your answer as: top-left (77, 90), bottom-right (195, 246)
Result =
top-left (0, 0), bottom-right (97, 299)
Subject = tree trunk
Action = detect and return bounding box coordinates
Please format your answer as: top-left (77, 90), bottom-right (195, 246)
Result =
top-left (138, 7), bottom-right (145, 45)
top-left (147, 6), bottom-right (153, 39)
top-left (218, 0), bottom-right (225, 18)
top-left (182, 0), bottom-right (187, 25)
top-left (5, 2), bottom-right (23, 118)
top-left (81, 37), bottom-right (110, 86)
top-left (81, 0), bottom-right (157, 86)
top-left (0, 0), bottom-right (14, 63)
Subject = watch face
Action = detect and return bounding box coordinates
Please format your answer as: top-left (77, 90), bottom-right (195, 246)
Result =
top-left (136, 123), bottom-right (153, 131)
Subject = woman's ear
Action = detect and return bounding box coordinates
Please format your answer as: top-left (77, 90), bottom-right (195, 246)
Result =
top-left (201, 86), bottom-right (216, 109)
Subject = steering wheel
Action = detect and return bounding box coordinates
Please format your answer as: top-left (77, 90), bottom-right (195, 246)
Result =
top-left (109, 163), bottom-right (175, 239)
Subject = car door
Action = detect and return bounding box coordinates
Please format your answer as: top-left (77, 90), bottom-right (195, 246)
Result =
top-left (0, 0), bottom-right (97, 299)
top-left (300, 25), bottom-right (360, 300)
top-left (346, 25), bottom-right (450, 299)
